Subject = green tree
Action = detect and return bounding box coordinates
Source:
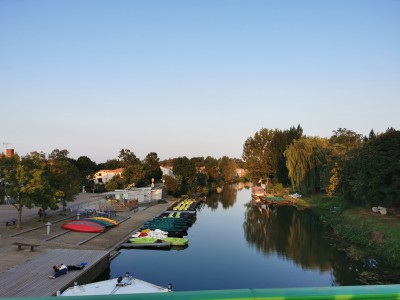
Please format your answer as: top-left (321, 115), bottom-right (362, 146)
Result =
top-left (219, 156), bottom-right (237, 182)
top-left (48, 149), bottom-right (80, 211)
top-left (123, 163), bottom-right (145, 187)
top-left (0, 152), bottom-right (48, 229)
top-left (190, 157), bottom-right (205, 169)
top-left (338, 129), bottom-right (400, 207)
top-left (242, 128), bottom-right (274, 182)
top-left (71, 155), bottom-right (97, 192)
top-left (163, 174), bottom-right (179, 195)
top-left (329, 128), bottom-right (363, 157)
top-left (196, 173), bottom-right (208, 186)
top-left (284, 137), bottom-right (329, 195)
top-left (273, 125), bottom-right (303, 185)
top-left (325, 128), bottom-right (364, 194)
top-left (143, 152), bottom-right (162, 184)
top-left (204, 156), bottom-right (220, 181)
top-left (118, 149), bottom-right (145, 187)
top-left (105, 174), bottom-right (125, 191)
top-left (173, 156), bottom-right (196, 184)
top-left (119, 149), bottom-right (140, 166)
top-left (97, 159), bottom-right (122, 170)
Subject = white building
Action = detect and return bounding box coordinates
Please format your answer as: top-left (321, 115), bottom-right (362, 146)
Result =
top-left (160, 166), bottom-right (175, 178)
top-left (93, 168), bottom-right (124, 184)
top-left (107, 186), bottom-right (165, 203)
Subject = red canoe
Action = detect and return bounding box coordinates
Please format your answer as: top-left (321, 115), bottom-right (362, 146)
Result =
top-left (62, 220), bottom-right (106, 233)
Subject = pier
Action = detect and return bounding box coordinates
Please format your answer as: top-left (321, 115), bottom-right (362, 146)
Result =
top-left (0, 194), bottom-right (174, 297)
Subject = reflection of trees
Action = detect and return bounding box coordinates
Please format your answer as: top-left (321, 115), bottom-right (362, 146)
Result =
top-left (221, 185), bottom-right (237, 208)
top-left (205, 185), bottom-right (237, 210)
top-left (329, 241), bottom-right (400, 285)
top-left (243, 204), bottom-right (332, 271)
top-left (243, 202), bottom-right (400, 284)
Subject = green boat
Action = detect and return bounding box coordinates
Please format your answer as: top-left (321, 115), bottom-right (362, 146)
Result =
top-left (129, 237), bottom-right (158, 244)
top-left (162, 237), bottom-right (188, 246)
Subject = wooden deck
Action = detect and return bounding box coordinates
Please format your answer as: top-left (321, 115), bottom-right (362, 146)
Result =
top-left (0, 249), bottom-right (109, 297)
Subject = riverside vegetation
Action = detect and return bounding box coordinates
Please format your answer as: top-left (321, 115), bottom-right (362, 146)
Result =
top-left (300, 193), bottom-right (400, 270)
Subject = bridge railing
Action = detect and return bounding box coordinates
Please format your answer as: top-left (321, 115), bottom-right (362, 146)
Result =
top-left (3, 284), bottom-right (400, 300)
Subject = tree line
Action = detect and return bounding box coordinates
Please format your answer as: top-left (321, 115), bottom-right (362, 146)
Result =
top-left (243, 125), bottom-right (400, 209)
top-left (2, 124), bottom-right (398, 229)
top-left (0, 148), bottom-right (243, 228)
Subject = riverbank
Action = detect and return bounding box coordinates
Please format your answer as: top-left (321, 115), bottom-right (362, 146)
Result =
top-left (301, 193), bottom-right (400, 268)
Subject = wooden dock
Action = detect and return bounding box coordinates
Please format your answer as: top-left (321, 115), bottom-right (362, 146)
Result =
top-left (0, 249), bottom-right (109, 297)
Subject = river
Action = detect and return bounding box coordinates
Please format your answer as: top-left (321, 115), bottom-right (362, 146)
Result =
top-left (103, 184), bottom-right (399, 291)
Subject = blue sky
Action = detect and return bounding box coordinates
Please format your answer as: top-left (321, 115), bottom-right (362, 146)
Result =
top-left (1, 0), bottom-right (399, 163)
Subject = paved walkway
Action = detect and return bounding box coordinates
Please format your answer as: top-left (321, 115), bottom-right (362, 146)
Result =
top-left (0, 193), bottom-right (175, 274)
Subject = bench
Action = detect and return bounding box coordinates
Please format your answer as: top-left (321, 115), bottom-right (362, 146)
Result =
top-left (13, 242), bottom-right (40, 252)
top-left (5, 218), bottom-right (16, 226)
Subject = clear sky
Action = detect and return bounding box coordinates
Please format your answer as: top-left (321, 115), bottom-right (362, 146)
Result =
top-left (1, 0), bottom-right (399, 163)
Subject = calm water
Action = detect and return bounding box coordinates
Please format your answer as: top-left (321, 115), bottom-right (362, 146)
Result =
top-left (105, 185), bottom-right (398, 291)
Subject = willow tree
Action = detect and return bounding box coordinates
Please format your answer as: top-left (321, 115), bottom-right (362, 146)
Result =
top-left (272, 125), bottom-right (303, 185)
top-left (284, 137), bottom-right (329, 195)
top-left (242, 128), bottom-right (274, 182)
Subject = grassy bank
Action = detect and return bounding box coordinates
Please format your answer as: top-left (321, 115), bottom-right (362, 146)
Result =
top-left (302, 194), bottom-right (400, 267)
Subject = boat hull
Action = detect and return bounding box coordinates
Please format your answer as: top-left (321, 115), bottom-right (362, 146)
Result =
top-left (60, 275), bottom-right (170, 296)
top-left (162, 237), bottom-right (188, 246)
top-left (129, 237), bottom-right (158, 244)
top-left (62, 220), bottom-right (105, 233)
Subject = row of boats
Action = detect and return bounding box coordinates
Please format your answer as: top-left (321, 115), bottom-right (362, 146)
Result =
top-left (123, 198), bottom-right (201, 249)
top-left (59, 197), bottom-right (203, 296)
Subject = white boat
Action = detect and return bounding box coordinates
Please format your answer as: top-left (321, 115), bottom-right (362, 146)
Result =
top-left (59, 272), bottom-right (171, 296)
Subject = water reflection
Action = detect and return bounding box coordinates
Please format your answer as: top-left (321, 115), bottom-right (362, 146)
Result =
top-left (206, 185), bottom-right (238, 210)
top-left (107, 188), bottom-right (400, 289)
top-left (244, 203), bottom-right (333, 272)
top-left (243, 200), bottom-right (400, 285)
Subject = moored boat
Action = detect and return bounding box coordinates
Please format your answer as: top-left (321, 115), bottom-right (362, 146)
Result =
top-left (61, 220), bottom-right (105, 233)
top-left (129, 237), bottom-right (158, 244)
top-left (59, 272), bottom-right (171, 296)
top-left (83, 218), bottom-right (116, 228)
top-left (90, 217), bottom-right (119, 225)
top-left (161, 237), bottom-right (188, 246)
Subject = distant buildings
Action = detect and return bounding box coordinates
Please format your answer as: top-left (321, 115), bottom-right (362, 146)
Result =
top-left (91, 165), bottom-right (245, 185)
top-left (92, 168), bottom-right (124, 184)
top-left (236, 168), bottom-right (248, 178)
top-left (0, 148), bottom-right (14, 158)
top-left (160, 166), bottom-right (175, 178)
